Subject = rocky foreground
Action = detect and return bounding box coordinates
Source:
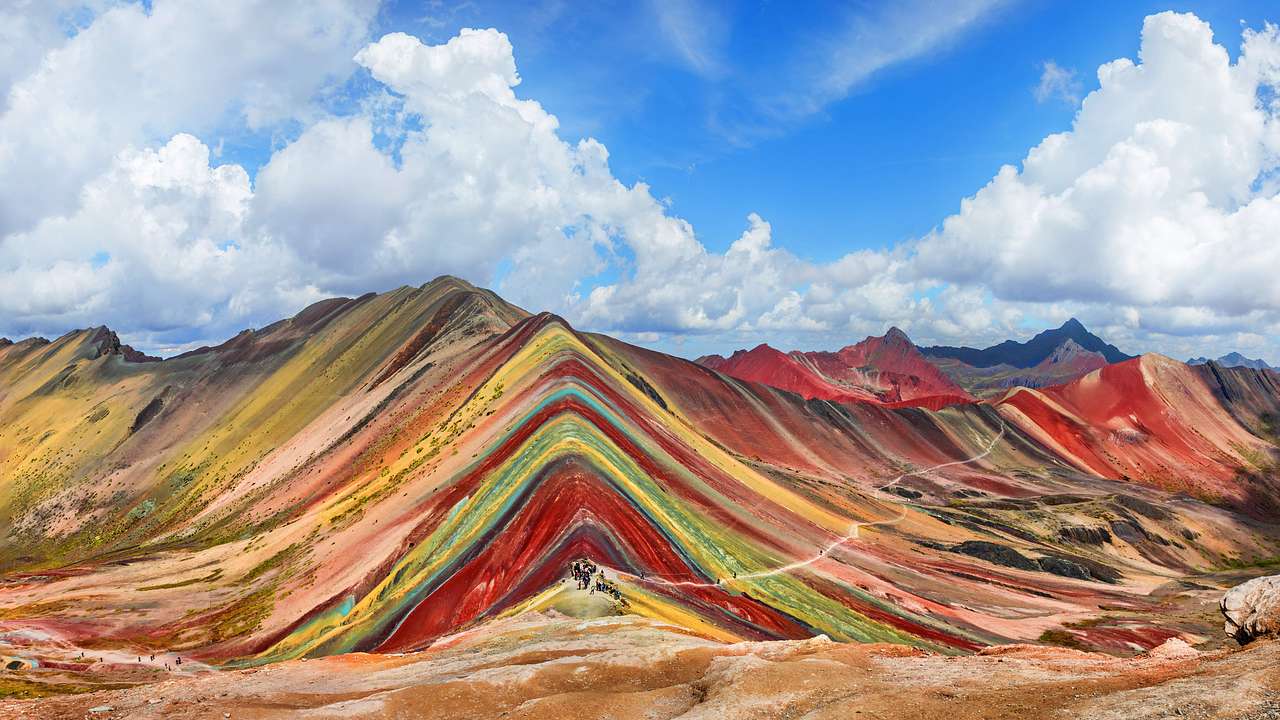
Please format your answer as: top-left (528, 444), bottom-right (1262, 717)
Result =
top-left (0, 611), bottom-right (1276, 720)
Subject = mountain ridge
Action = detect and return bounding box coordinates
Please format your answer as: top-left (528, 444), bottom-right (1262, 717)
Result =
top-left (697, 327), bottom-right (972, 409)
top-left (922, 318), bottom-right (1131, 368)
top-left (1188, 352), bottom-right (1274, 371)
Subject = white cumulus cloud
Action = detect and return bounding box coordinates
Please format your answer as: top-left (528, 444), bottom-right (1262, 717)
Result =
top-left (0, 8), bottom-right (1279, 365)
top-left (914, 12), bottom-right (1280, 325)
top-left (0, 0), bottom-right (379, 238)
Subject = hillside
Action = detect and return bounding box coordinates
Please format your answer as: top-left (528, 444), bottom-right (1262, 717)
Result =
top-left (0, 278), bottom-right (1276, 680)
top-left (996, 355), bottom-right (1280, 514)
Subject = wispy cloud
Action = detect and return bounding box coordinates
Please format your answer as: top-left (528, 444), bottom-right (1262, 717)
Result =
top-left (715, 0), bottom-right (1010, 145)
top-left (648, 0), bottom-right (727, 79)
top-left (1034, 59), bottom-right (1082, 105)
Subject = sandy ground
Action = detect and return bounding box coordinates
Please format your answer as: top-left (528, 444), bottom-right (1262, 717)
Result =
top-left (1, 611), bottom-right (1277, 720)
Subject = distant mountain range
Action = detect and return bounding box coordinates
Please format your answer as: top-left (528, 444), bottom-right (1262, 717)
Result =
top-left (921, 318), bottom-right (1131, 368)
top-left (1187, 352), bottom-right (1274, 371)
top-left (696, 327), bottom-right (973, 409)
top-left (697, 319), bottom-right (1141, 402)
top-left (914, 319), bottom-right (1129, 395)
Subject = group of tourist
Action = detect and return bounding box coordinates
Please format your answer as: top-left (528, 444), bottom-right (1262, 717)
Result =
top-left (133, 652), bottom-right (182, 671)
top-left (76, 650), bottom-right (184, 672)
top-left (570, 559), bottom-right (598, 589)
top-left (569, 559), bottom-right (629, 607)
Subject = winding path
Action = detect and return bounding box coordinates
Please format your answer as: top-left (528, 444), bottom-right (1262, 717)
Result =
top-left (630, 417), bottom-right (1008, 590)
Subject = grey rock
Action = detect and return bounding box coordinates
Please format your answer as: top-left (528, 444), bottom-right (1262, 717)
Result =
top-left (1221, 574), bottom-right (1280, 643)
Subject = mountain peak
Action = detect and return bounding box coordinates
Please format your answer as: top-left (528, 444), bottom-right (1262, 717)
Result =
top-left (422, 274), bottom-right (476, 292)
top-left (883, 326), bottom-right (911, 344)
top-left (85, 326), bottom-right (161, 363)
top-left (1059, 317), bottom-right (1086, 333)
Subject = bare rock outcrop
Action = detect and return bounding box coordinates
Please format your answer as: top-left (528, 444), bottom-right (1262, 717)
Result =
top-left (1221, 574), bottom-right (1280, 643)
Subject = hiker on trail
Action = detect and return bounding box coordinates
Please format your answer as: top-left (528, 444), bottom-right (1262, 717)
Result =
top-left (150, 653), bottom-right (155, 662)
top-left (176, 656), bottom-right (181, 666)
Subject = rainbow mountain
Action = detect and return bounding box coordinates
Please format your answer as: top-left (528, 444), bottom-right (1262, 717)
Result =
top-left (1, 277), bottom-right (1278, 665)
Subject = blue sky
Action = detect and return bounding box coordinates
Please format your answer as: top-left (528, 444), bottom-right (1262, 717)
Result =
top-left (367, 0), bottom-right (1272, 259)
top-left (1, 1), bottom-right (1279, 363)
top-left (203, 0), bottom-right (1274, 260)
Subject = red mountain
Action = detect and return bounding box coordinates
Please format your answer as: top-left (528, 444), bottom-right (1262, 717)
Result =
top-left (697, 328), bottom-right (972, 409)
top-left (997, 354), bottom-right (1280, 512)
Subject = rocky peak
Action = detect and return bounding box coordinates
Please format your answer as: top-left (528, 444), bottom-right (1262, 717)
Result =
top-left (882, 326), bottom-right (912, 345)
top-left (1059, 317), bottom-right (1087, 334)
top-left (87, 326), bottom-right (161, 363)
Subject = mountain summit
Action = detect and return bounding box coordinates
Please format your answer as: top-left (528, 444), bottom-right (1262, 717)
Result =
top-left (922, 318), bottom-right (1131, 369)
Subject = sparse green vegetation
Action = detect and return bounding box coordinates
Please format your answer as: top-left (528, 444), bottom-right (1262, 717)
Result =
top-left (209, 587), bottom-right (276, 643)
top-left (242, 543), bottom-right (303, 584)
top-left (0, 676), bottom-right (95, 699)
top-left (1038, 628), bottom-right (1087, 650)
top-left (138, 568), bottom-right (223, 591)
